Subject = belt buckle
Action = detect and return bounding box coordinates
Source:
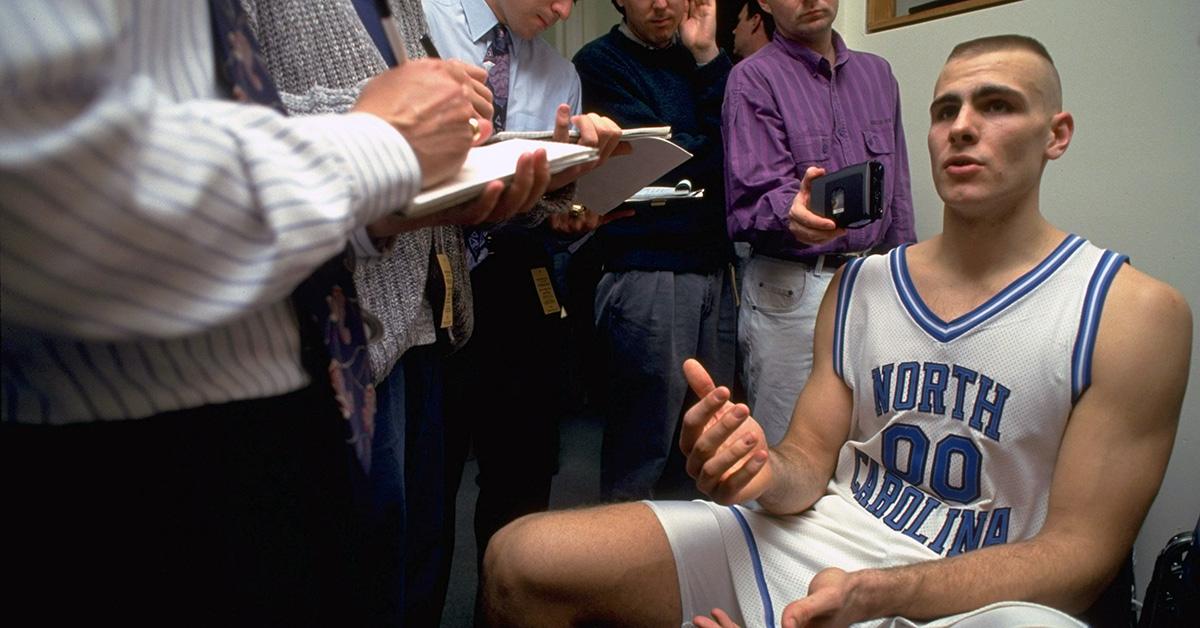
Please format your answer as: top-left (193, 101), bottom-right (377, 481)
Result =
top-left (816, 251), bottom-right (864, 273)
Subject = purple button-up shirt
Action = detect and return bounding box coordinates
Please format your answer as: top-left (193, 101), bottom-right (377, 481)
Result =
top-left (723, 32), bottom-right (915, 259)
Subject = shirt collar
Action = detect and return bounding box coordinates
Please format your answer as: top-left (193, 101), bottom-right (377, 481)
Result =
top-left (775, 29), bottom-right (849, 74)
top-left (462, 0), bottom-right (501, 43)
top-left (618, 21), bottom-right (679, 50)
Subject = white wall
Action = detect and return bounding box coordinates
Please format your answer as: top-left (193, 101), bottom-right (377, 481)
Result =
top-left (553, 0), bottom-right (1200, 605)
top-left (544, 0), bottom-right (622, 59)
top-left (835, 0), bottom-right (1200, 601)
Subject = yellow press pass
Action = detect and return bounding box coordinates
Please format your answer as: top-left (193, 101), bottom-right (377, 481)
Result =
top-left (529, 267), bottom-right (561, 316)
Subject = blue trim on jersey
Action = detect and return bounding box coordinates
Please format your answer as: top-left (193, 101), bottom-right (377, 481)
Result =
top-left (833, 258), bottom-right (866, 378)
top-left (1071, 250), bottom-right (1128, 401)
top-left (729, 506), bottom-right (776, 628)
top-left (891, 234), bottom-right (1087, 343)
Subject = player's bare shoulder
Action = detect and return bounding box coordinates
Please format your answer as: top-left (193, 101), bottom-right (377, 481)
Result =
top-left (1092, 262), bottom-right (1192, 397)
top-left (1106, 263), bottom-right (1192, 338)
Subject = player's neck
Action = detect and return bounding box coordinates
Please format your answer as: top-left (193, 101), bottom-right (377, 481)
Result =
top-left (942, 216), bottom-right (1063, 276)
top-left (906, 220), bottom-right (1065, 322)
top-left (906, 194), bottom-right (1063, 309)
top-left (938, 192), bottom-right (1053, 271)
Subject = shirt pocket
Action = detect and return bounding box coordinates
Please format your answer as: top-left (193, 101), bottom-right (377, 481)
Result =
top-left (862, 127), bottom-right (895, 157)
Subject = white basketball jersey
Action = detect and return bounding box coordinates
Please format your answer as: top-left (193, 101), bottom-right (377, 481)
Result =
top-left (829, 235), bottom-right (1127, 557)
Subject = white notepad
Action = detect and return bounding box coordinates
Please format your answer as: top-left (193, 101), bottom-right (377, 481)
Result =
top-left (484, 126), bottom-right (693, 214)
top-left (404, 139), bottom-right (599, 217)
top-left (574, 136), bottom-right (693, 214)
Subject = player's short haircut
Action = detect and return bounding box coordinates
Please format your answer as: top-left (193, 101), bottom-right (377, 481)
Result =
top-left (948, 34), bottom-right (1054, 65)
top-left (947, 35), bottom-right (1061, 111)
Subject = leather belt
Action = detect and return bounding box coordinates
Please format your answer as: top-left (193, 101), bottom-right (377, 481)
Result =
top-left (759, 251), bottom-right (865, 271)
top-left (796, 253), bottom-right (861, 270)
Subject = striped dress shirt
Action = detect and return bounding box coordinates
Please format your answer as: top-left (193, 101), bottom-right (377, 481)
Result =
top-left (423, 0), bottom-right (581, 134)
top-left (0, 0), bottom-right (423, 424)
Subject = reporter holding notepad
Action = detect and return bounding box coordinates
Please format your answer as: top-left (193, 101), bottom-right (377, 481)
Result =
top-left (0, 0), bottom-right (509, 624)
top-left (239, 0), bottom-right (573, 624)
top-left (422, 0), bottom-right (630, 621)
top-left (571, 0), bottom-right (739, 502)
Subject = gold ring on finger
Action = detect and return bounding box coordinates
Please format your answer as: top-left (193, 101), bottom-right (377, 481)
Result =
top-left (468, 117), bottom-right (481, 142)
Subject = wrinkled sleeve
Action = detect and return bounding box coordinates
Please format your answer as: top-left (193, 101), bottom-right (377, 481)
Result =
top-left (278, 80), bottom-right (422, 259)
top-left (0, 1), bottom-right (421, 341)
top-left (722, 68), bottom-right (802, 243)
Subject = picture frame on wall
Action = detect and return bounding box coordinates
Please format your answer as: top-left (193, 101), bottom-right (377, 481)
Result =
top-left (866, 0), bottom-right (1021, 33)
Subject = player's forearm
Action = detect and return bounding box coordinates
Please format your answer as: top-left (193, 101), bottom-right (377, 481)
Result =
top-left (838, 534), bottom-right (1119, 622)
top-left (755, 444), bottom-right (831, 515)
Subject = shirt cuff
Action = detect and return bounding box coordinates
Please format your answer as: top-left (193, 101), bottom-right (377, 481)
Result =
top-left (696, 50), bottom-right (732, 74)
top-left (349, 226), bottom-right (396, 259)
top-left (289, 111), bottom-right (422, 228)
top-left (763, 192), bottom-right (794, 233)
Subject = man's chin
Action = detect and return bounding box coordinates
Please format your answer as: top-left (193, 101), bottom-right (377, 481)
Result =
top-left (937, 185), bottom-right (986, 209)
top-left (513, 22), bottom-right (547, 41)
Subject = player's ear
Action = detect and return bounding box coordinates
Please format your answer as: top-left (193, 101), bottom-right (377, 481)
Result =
top-left (1045, 111), bottom-right (1073, 161)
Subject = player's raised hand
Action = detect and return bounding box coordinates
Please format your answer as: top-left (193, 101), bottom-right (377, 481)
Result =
top-left (680, 359), bottom-right (771, 504)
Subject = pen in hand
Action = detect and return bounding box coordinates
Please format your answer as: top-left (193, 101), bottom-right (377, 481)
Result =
top-left (420, 34), bottom-right (440, 59)
top-left (374, 0), bottom-right (408, 63)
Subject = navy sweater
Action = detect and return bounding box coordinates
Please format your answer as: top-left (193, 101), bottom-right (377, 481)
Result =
top-left (573, 26), bottom-right (734, 273)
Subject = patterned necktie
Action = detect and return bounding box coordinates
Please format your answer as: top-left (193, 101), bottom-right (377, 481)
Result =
top-left (483, 24), bottom-right (511, 133)
top-left (464, 24), bottom-right (513, 270)
top-left (209, 0), bottom-right (375, 473)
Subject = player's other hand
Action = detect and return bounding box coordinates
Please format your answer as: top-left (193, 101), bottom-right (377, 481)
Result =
top-left (693, 608), bottom-right (742, 628)
top-left (781, 567), bottom-right (862, 628)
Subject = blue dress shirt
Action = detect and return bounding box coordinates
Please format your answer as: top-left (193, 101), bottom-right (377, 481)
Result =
top-left (422, 0), bottom-right (581, 130)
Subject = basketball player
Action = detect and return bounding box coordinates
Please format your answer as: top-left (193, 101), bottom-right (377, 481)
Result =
top-left (480, 35), bottom-right (1192, 627)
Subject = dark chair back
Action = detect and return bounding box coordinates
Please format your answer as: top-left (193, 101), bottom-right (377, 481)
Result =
top-left (1137, 519), bottom-right (1197, 628)
top-left (1079, 556), bottom-right (1138, 628)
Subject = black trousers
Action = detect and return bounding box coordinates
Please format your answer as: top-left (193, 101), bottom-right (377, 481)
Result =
top-left (1, 384), bottom-right (368, 627)
top-left (444, 227), bottom-right (569, 586)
